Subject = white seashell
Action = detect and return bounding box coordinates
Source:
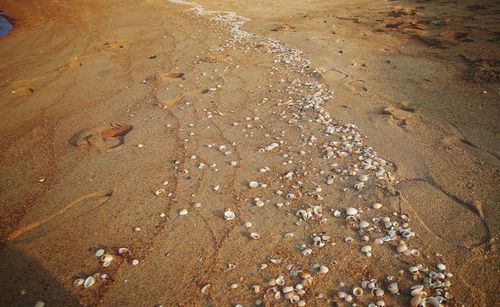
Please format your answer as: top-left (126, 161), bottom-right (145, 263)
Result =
top-left (282, 286), bottom-right (294, 293)
top-left (276, 275), bottom-right (285, 286)
top-left (102, 260), bottom-right (112, 267)
top-left (74, 279), bottom-right (84, 286)
top-left (410, 249), bottom-right (420, 256)
top-left (33, 301), bottom-right (45, 307)
top-left (95, 249), bottom-right (105, 257)
top-left (118, 247), bottom-right (129, 254)
top-left (387, 283), bottom-right (398, 294)
top-left (346, 207), bottom-right (358, 216)
top-left (260, 263), bottom-right (268, 270)
top-left (201, 284), bottom-right (210, 294)
top-left (361, 245), bottom-right (372, 253)
top-left (359, 174), bottom-right (369, 182)
top-left (155, 188), bottom-right (166, 196)
top-left (297, 301), bottom-right (306, 307)
top-left (374, 288), bottom-right (385, 297)
top-left (271, 258), bottom-right (282, 264)
top-left (359, 220), bottom-right (369, 228)
top-left (353, 287), bottom-right (364, 296)
top-left (244, 221), bottom-right (253, 228)
top-left (313, 206), bottom-right (322, 215)
top-left (409, 266), bottom-right (420, 274)
top-left (345, 294), bottom-right (353, 302)
top-left (291, 295), bottom-right (301, 303)
top-left (436, 263), bottom-right (446, 271)
top-left (252, 285), bottom-right (261, 293)
top-left (101, 253), bottom-right (113, 263)
top-left (397, 241), bottom-right (408, 253)
top-left (230, 283), bottom-right (238, 289)
top-left (345, 236), bottom-right (353, 243)
top-left (132, 259), bottom-right (139, 265)
top-left (224, 209), bottom-right (235, 220)
top-left (301, 248), bottom-right (312, 256)
top-left (319, 265), bottom-right (329, 274)
top-left (179, 209), bottom-right (188, 216)
top-left (193, 202), bottom-right (202, 208)
top-left (249, 181), bottom-right (259, 188)
top-left (250, 232), bottom-right (261, 240)
top-left (84, 276), bottom-right (95, 288)
top-left (255, 198), bottom-right (265, 207)
top-left (333, 210), bottom-right (341, 217)
top-left (376, 300), bottom-right (386, 307)
top-left (373, 203), bottom-right (382, 209)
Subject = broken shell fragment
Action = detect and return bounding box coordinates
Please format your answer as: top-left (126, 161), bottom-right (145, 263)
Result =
top-left (101, 253), bottom-right (113, 263)
top-left (95, 249), bottom-right (105, 257)
top-left (74, 278), bottom-right (84, 286)
top-left (201, 284), bottom-right (210, 294)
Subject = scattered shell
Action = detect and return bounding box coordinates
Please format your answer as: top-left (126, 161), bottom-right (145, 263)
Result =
top-left (373, 203), bottom-right (383, 209)
top-left (437, 263), bottom-right (446, 271)
top-left (410, 296), bottom-right (422, 307)
top-left (319, 265), bottom-right (329, 274)
top-left (224, 209), bottom-right (236, 220)
top-left (34, 301), bottom-right (45, 307)
top-left (276, 275), bottom-right (285, 286)
top-left (155, 188), bottom-right (166, 196)
top-left (230, 283), bottom-right (238, 289)
top-left (359, 174), bottom-right (369, 182)
top-left (397, 241), bottom-right (408, 253)
top-left (249, 181), bottom-right (259, 188)
top-left (132, 259), bottom-right (139, 265)
top-left (244, 221), bottom-right (253, 228)
top-left (74, 279), bottom-right (84, 286)
top-left (333, 210), bottom-right (342, 217)
top-left (346, 207), bottom-right (358, 216)
top-left (353, 287), bottom-right (364, 296)
top-left (193, 202), bottom-right (202, 208)
top-left (250, 232), bottom-right (261, 240)
top-left (179, 209), bottom-right (188, 216)
top-left (387, 283), bottom-right (398, 294)
top-left (101, 253), bottom-right (113, 263)
top-left (361, 245), bottom-right (372, 253)
top-left (345, 236), bottom-right (353, 243)
top-left (252, 285), bottom-right (261, 293)
top-left (201, 284), bottom-right (210, 294)
top-left (283, 286), bottom-right (294, 293)
top-left (84, 276), bottom-right (95, 288)
top-left (95, 249), bottom-right (105, 257)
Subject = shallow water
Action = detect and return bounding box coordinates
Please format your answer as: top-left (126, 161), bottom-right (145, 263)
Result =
top-left (0, 15), bottom-right (13, 37)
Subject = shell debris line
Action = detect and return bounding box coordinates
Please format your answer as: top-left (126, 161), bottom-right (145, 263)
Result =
top-left (160, 1), bottom-right (456, 305)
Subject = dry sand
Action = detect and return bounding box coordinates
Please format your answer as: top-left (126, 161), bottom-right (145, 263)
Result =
top-left (0, 0), bottom-right (499, 306)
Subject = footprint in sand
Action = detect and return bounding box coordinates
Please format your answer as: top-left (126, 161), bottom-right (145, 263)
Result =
top-left (399, 180), bottom-right (489, 248)
top-left (69, 123), bottom-right (133, 151)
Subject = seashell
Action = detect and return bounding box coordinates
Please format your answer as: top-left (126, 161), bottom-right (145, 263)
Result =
top-left (368, 282), bottom-right (377, 289)
top-left (313, 206), bottom-right (322, 215)
top-left (423, 297), bottom-right (440, 307)
top-left (346, 207), bottom-right (358, 216)
top-left (345, 294), bottom-right (353, 302)
top-left (274, 291), bottom-right (281, 300)
top-left (333, 210), bottom-right (341, 217)
top-left (102, 260), bottom-right (112, 267)
top-left (252, 285), bottom-right (261, 293)
top-left (155, 188), bottom-right (166, 196)
top-left (338, 291), bottom-right (347, 299)
top-left (249, 181), bottom-right (259, 188)
top-left (224, 209), bottom-right (235, 220)
top-left (345, 236), bottom-right (353, 243)
top-left (411, 249), bottom-right (420, 257)
top-left (243, 221), bottom-right (253, 228)
top-left (295, 283), bottom-right (304, 290)
top-left (353, 287), bottom-right (364, 296)
top-left (291, 295), bottom-right (301, 303)
top-left (95, 249), bottom-right (105, 257)
top-left (193, 202), bottom-right (202, 208)
top-left (201, 284), bottom-right (210, 294)
top-left (436, 263), bottom-right (446, 271)
top-left (117, 247), bottom-right (129, 254)
top-left (359, 220), bottom-right (369, 228)
top-left (373, 288), bottom-right (385, 297)
top-left (361, 245), bottom-right (372, 253)
top-left (34, 301), bottom-right (45, 307)
top-left (409, 266), bottom-right (420, 274)
top-left (429, 271), bottom-right (438, 279)
top-left (373, 203), bottom-right (382, 209)
top-left (297, 301), bottom-right (306, 307)
top-left (230, 283), bottom-right (238, 289)
top-left (276, 275), bottom-right (285, 286)
top-left (376, 301), bottom-right (386, 307)
top-left (359, 174), bottom-right (369, 182)
top-left (179, 209), bottom-right (188, 216)
top-left (410, 295), bottom-right (422, 307)
top-left (397, 241), bottom-right (408, 253)
top-left (132, 259), bottom-right (139, 265)
top-left (302, 248), bottom-right (312, 256)
top-left (283, 286), bottom-right (294, 293)
top-left (260, 263), bottom-right (268, 270)
top-left (411, 288), bottom-right (426, 297)
top-left (319, 265), bottom-right (329, 274)
top-left (250, 232), bottom-right (261, 240)
top-left (101, 253), bottom-right (113, 263)
top-left (255, 198), bottom-right (265, 207)
top-left (354, 182), bottom-right (365, 190)
top-left (74, 278), bottom-right (84, 286)
top-left (387, 283), bottom-right (398, 294)
top-left (84, 276), bottom-right (95, 288)
top-left (284, 232), bottom-right (294, 238)
top-left (270, 258), bottom-right (282, 264)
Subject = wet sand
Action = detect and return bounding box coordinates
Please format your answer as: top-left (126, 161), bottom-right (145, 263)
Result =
top-left (0, 0), bottom-right (498, 306)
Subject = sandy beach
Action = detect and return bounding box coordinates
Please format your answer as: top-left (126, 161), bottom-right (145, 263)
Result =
top-left (0, 0), bottom-right (499, 306)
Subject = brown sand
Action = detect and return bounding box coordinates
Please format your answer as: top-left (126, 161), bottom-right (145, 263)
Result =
top-left (0, 0), bottom-right (498, 306)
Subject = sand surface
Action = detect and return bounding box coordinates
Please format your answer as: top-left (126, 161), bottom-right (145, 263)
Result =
top-left (0, 0), bottom-right (499, 306)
